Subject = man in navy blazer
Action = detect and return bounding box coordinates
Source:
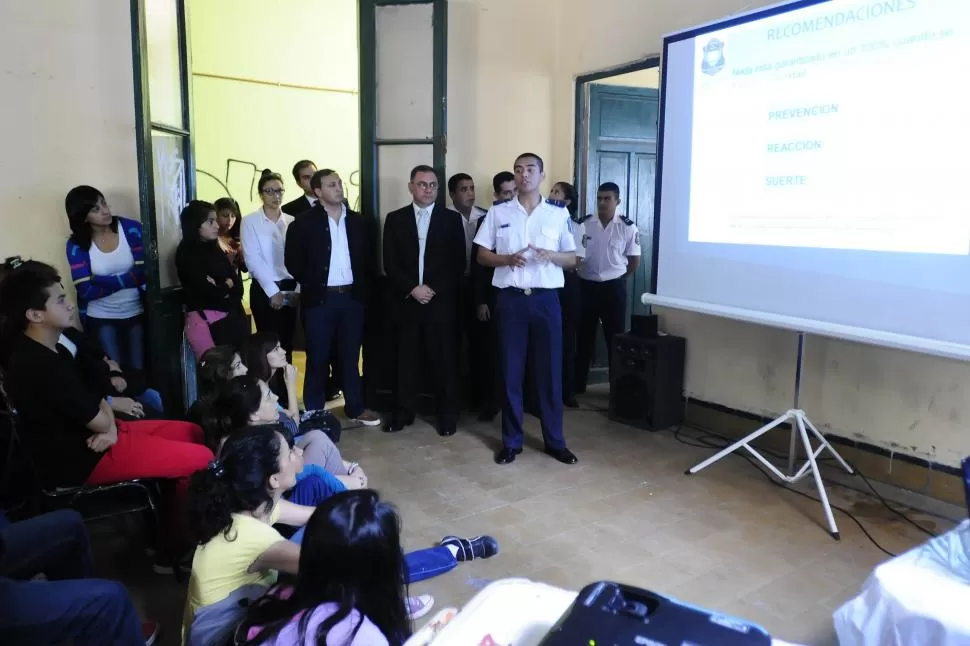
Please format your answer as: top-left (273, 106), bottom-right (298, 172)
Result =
top-left (382, 165), bottom-right (466, 436)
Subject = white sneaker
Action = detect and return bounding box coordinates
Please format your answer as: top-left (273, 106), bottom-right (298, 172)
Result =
top-left (351, 410), bottom-right (382, 427)
top-left (406, 594), bottom-right (435, 620)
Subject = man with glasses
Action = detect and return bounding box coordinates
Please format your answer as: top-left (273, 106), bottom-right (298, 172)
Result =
top-left (382, 165), bottom-right (466, 436)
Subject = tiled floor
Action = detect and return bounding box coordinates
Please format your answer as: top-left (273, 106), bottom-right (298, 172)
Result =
top-left (98, 386), bottom-right (950, 646)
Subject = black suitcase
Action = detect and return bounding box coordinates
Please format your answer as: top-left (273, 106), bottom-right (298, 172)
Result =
top-left (540, 581), bottom-right (772, 646)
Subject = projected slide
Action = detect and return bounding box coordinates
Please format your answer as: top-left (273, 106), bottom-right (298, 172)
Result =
top-left (687, 0), bottom-right (970, 255)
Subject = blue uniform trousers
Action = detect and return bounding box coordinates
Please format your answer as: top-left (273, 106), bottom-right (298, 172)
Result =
top-left (495, 288), bottom-right (566, 450)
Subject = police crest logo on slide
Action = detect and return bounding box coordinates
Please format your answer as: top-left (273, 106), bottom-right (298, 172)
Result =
top-left (701, 38), bottom-right (725, 76)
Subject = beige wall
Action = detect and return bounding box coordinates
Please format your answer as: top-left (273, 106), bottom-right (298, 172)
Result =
top-left (189, 0), bottom-right (360, 212)
top-left (446, 0), bottom-right (559, 202)
top-left (592, 67), bottom-right (660, 88)
top-left (544, 0), bottom-right (970, 468)
top-left (0, 1), bottom-right (139, 285)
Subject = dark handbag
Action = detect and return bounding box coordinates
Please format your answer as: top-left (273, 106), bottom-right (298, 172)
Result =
top-left (299, 408), bottom-right (341, 444)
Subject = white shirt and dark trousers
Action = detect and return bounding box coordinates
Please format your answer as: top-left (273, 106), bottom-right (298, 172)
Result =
top-left (382, 203), bottom-right (467, 436)
top-left (284, 203), bottom-right (373, 416)
top-left (240, 208), bottom-right (298, 360)
top-left (575, 213), bottom-right (641, 392)
top-left (473, 197), bottom-right (579, 465)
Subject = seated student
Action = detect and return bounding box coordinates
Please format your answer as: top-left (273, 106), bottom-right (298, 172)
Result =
top-left (58, 325), bottom-right (164, 419)
top-left (240, 490), bottom-right (413, 646)
top-left (203, 375), bottom-right (366, 490)
top-left (243, 331), bottom-right (301, 422)
top-left (183, 428), bottom-right (498, 646)
top-left (0, 260), bottom-right (214, 571)
top-left (2, 255), bottom-right (162, 416)
top-left (0, 509), bottom-right (159, 646)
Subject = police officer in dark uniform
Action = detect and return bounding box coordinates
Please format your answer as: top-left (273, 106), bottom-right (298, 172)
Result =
top-left (474, 154), bottom-right (579, 466)
top-left (575, 182), bottom-right (641, 393)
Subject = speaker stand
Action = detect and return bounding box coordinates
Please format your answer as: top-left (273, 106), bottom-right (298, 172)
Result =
top-left (685, 332), bottom-right (854, 539)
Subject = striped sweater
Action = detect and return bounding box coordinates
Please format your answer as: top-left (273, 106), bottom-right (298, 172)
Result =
top-left (66, 216), bottom-right (147, 320)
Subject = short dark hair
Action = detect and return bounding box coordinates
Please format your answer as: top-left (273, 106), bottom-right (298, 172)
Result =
top-left (0, 260), bottom-right (61, 361)
top-left (514, 153), bottom-right (544, 173)
top-left (447, 173), bottom-right (473, 196)
top-left (409, 165), bottom-right (437, 181)
top-left (257, 169), bottom-right (283, 194)
top-left (213, 197), bottom-right (240, 219)
top-left (492, 171), bottom-right (514, 194)
top-left (309, 168), bottom-right (338, 191)
top-left (65, 185), bottom-right (118, 251)
top-left (291, 160), bottom-right (316, 182)
top-left (597, 182), bottom-right (621, 198)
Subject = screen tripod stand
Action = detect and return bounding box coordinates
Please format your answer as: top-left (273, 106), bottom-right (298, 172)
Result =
top-left (685, 332), bottom-right (854, 539)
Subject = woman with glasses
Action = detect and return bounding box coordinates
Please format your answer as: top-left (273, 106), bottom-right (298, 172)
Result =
top-left (64, 185), bottom-right (147, 370)
top-left (240, 170), bottom-right (299, 363)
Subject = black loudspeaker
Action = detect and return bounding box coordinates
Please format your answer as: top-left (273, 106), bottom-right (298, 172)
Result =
top-left (630, 313), bottom-right (658, 338)
top-left (609, 333), bottom-right (685, 430)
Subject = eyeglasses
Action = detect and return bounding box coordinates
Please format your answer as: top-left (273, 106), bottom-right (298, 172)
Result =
top-left (262, 188), bottom-right (285, 197)
top-left (415, 181), bottom-right (438, 191)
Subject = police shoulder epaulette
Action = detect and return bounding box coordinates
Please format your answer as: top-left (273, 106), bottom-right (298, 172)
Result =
top-left (620, 215), bottom-right (634, 226)
top-left (578, 213), bottom-right (594, 223)
top-left (545, 198), bottom-right (566, 208)
top-left (492, 198), bottom-right (511, 206)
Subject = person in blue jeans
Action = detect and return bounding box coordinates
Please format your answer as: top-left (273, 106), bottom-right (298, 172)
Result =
top-left (183, 427), bottom-right (498, 646)
top-left (0, 509), bottom-right (158, 645)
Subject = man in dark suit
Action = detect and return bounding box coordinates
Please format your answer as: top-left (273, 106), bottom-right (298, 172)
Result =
top-left (284, 168), bottom-right (381, 427)
top-left (382, 165), bottom-right (466, 436)
top-left (281, 160), bottom-right (318, 216)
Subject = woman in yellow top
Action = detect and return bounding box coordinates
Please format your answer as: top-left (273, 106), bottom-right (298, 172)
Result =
top-left (182, 426), bottom-right (500, 646)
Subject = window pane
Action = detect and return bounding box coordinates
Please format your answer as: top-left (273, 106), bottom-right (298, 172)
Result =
top-left (146, 0), bottom-right (184, 127)
top-left (376, 4), bottom-right (433, 139)
top-left (152, 130), bottom-right (187, 288)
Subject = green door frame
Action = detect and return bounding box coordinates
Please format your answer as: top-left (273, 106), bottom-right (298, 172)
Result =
top-left (358, 0), bottom-right (449, 228)
top-left (130, 0), bottom-right (196, 412)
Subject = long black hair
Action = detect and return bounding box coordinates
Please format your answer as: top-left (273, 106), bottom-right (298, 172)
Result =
top-left (241, 330), bottom-right (280, 383)
top-left (198, 345), bottom-right (241, 396)
top-left (178, 200), bottom-right (216, 244)
top-left (187, 426), bottom-right (286, 545)
top-left (241, 490), bottom-right (411, 646)
top-left (198, 375), bottom-right (265, 449)
top-left (553, 181), bottom-right (578, 219)
top-left (65, 185), bottom-right (118, 250)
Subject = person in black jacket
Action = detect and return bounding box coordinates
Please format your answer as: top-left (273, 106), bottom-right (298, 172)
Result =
top-left (284, 169), bottom-right (382, 427)
top-left (382, 165), bottom-right (466, 436)
top-left (175, 200), bottom-right (248, 359)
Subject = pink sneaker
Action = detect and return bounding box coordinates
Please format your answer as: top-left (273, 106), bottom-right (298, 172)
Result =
top-left (406, 594), bottom-right (435, 620)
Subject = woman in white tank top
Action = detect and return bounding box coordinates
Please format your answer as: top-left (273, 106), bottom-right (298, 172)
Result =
top-left (65, 185), bottom-right (147, 370)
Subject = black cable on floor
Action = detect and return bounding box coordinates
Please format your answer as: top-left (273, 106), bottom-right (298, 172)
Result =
top-left (670, 425), bottom-right (899, 557)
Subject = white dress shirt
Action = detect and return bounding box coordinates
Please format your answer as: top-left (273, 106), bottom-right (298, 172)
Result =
top-left (240, 207), bottom-right (294, 297)
top-left (413, 203), bottom-right (432, 284)
top-left (455, 206), bottom-right (487, 274)
top-left (326, 205), bottom-right (354, 287)
top-left (473, 197), bottom-right (577, 289)
top-left (577, 214), bottom-right (641, 282)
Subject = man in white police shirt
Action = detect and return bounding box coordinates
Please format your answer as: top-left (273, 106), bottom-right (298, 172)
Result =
top-left (574, 181), bottom-right (641, 393)
top-left (473, 152), bottom-right (579, 466)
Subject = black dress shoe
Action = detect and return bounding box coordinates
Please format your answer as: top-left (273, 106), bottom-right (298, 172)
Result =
top-left (545, 446), bottom-right (578, 465)
top-left (494, 446), bottom-right (522, 464)
top-left (385, 411), bottom-right (415, 432)
top-left (564, 395), bottom-right (579, 408)
top-left (437, 418), bottom-right (457, 437)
